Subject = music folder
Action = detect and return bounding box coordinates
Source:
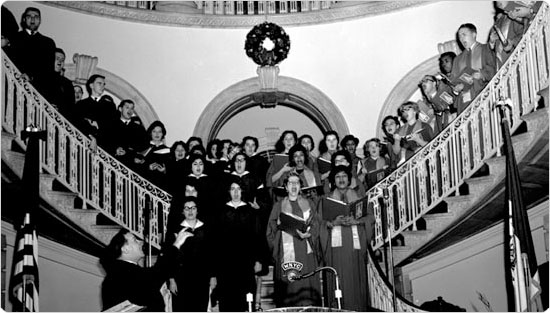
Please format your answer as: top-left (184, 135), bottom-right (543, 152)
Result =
top-left (321, 197), bottom-right (350, 221)
top-left (278, 212), bottom-right (308, 237)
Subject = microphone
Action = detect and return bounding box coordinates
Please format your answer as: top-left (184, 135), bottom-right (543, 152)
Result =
top-left (281, 261), bottom-right (303, 283)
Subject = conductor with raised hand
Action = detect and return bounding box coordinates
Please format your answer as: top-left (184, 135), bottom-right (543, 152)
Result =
top-left (100, 228), bottom-right (193, 311)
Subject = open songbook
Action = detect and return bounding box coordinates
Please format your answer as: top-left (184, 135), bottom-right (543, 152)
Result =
top-left (273, 185), bottom-right (323, 197)
top-left (317, 157), bottom-right (331, 174)
top-left (321, 197), bottom-right (350, 221)
top-left (278, 211), bottom-right (309, 237)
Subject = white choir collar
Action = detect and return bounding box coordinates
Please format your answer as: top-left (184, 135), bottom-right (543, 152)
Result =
top-left (231, 171), bottom-right (249, 177)
top-left (180, 219), bottom-right (204, 229)
top-left (226, 201), bottom-right (247, 208)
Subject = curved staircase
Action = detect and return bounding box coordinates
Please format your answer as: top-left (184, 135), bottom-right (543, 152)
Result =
top-left (1, 3), bottom-right (549, 311)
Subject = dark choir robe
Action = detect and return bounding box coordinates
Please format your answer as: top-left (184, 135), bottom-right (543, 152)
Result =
top-left (215, 201), bottom-right (263, 312)
top-left (186, 174), bottom-right (216, 222)
top-left (383, 137), bottom-right (400, 171)
top-left (360, 156), bottom-right (389, 190)
top-left (72, 96), bottom-right (118, 147)
top-left (224, 170), bottom-right (272, 269)
top-left (166, 220), bottom-right (213, 312)
top-left (317, 189), bottom-right (370, 311)
top-left (267, 197), bottom-right (324, 307)
top-left (106, 116), bottom-right (148, 169)
top-left (166, 158), bottom-right (189, 195)
top-left (424, 83), bottom-right (456, 134)
top-left (398, 120), bottom-right (434, 161)
top-left (450, 41), bottom-right (496, 114)
top-left (43, 73), bottom-right (75, 119)
top-left (9, 29), bottom-right (56, 94)
top-left (247, 153), bottom-right (269, 186)
top-left (101, 246), bottom-right (181, 312)
top-left (492, 14), bottom-right (524, 68)
top-left (137, 143), bottom-right (170, 191)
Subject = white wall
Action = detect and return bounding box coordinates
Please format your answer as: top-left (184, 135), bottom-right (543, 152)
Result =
top-left (401, 201), bottom-right (549, 311)
top-left (2, 222), bottom-right (104, 312)
top-left (3, 1), bottom-right (495, 147)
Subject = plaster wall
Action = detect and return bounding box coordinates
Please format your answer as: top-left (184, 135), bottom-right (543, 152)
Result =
top-left (3, 1), bottom-right (495, 147)
top-left (401, 201), bottom-right (549, 312)
top-left (2, 221), bottom-right (104, 312)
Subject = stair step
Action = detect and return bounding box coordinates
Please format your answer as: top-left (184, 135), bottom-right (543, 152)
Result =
top-left (464, 175), bottom-right (498, 195)
top-left (2, 150), bottom-right (25, 177)
top-left (65, 208), bottom-right (99, 225)
top-left (401, 230), bottom-right (433, 249)
top-left (511, 132), bottom-right (535, 157)
top-left (485, 156), bottom-right (505, 175)
top-left (90, 225), bottom-right (123, 245)
top-left (392, 246), bottom-right (413, 265)
top-left (44, 190), bottom-right (78, 208)
top-left (522, 102), bottom-right (549, 131)
top-left (423, 212), bottom-right (456, 231)
top-left (39, 173), bottom-right (58, 191)
top-left (443, 195), bottom-right (474, 216)
top-left (1, 131), bottom-right (16, 151)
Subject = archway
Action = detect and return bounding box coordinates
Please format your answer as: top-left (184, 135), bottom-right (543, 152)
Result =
top-left (193, 76), bottom-right (349, 146)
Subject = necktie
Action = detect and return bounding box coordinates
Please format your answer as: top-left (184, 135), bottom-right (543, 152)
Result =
top-left (466, 48), bottom-right (472, 69)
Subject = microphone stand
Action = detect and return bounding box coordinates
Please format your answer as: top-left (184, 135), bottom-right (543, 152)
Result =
top-left (382, 188), bottom-right (397, 312)
top-left (295, 266), bottom-right (342, 310)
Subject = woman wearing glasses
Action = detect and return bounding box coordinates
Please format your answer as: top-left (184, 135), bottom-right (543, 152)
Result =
top-left (266, 172), bottom-right (325, 307)
top-left (164, 196), bottom-right (215, 312)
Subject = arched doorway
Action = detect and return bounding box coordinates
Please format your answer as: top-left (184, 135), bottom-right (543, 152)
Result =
top-left (193, 76), bottom-right (349, 151)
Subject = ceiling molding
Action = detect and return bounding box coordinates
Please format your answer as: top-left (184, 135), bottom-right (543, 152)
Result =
top-left (42, 1), bottom-right (434, 29)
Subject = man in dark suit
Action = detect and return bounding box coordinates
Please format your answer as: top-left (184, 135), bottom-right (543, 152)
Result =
top-left (100, 229), bottom-right (193, 311)
top-left (106, 99), bottom-right (148, 167)
top-left (73, 74), bottom-right (117, 150)
top-left (9, 7), bottom-right (56, 94)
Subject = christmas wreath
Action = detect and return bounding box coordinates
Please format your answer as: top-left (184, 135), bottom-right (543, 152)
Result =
top-left (245, 22), bottom-right (291, 67)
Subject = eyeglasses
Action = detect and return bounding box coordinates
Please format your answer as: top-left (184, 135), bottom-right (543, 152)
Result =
top-left (183, 206), bottom-right (197, 210)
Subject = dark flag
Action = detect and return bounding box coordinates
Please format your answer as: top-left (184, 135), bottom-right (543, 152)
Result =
top-left (10, 213), bottom-right (39, 312)
top-left (500, 101), bottom-right (542, 312)
top-left (9, 127), bottom-right (45, 312)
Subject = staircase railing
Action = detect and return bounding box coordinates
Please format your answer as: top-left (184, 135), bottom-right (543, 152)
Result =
top-left (354, 2), bottom-right (550, 251)
top-left (1, 55), bottom-right (172, 249)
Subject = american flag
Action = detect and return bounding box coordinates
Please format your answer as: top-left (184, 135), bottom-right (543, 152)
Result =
top-left (11, 212), bottom-right (39, 312)
top-left (10, 127), bottom-right (44, 312)
top-left (500, 101), bottom-right (542, 312)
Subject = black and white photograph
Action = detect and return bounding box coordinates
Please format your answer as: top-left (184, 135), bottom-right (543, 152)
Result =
top-left (0, 1), bottom-right (548, 312)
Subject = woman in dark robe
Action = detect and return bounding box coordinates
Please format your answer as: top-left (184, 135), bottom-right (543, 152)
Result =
top-left (166, 140), bottom-right (188, 194)
top-left (214, 178), bottom-right (263, 312)
top-left (165, 196), bottom-right (215, 312)
top-left (317, 166), bottom-right (371, 311)
top-left (134, 120), bottom-right (170, 191)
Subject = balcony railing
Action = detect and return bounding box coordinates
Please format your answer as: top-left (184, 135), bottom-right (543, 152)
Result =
top-left (352, 3), bottom-right (550, 251)
top-left (101, 1), bottom-right (337, 14)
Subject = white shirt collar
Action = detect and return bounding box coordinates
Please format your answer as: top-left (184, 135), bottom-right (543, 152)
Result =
top-left (226, 201), bottom-right (247, 208)
top-left (180, 219), bottom-right (204, 229)
top-left (231, 171), bottom-right (249, 177)
top-left (188, 173), bottom-right (208, 178)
